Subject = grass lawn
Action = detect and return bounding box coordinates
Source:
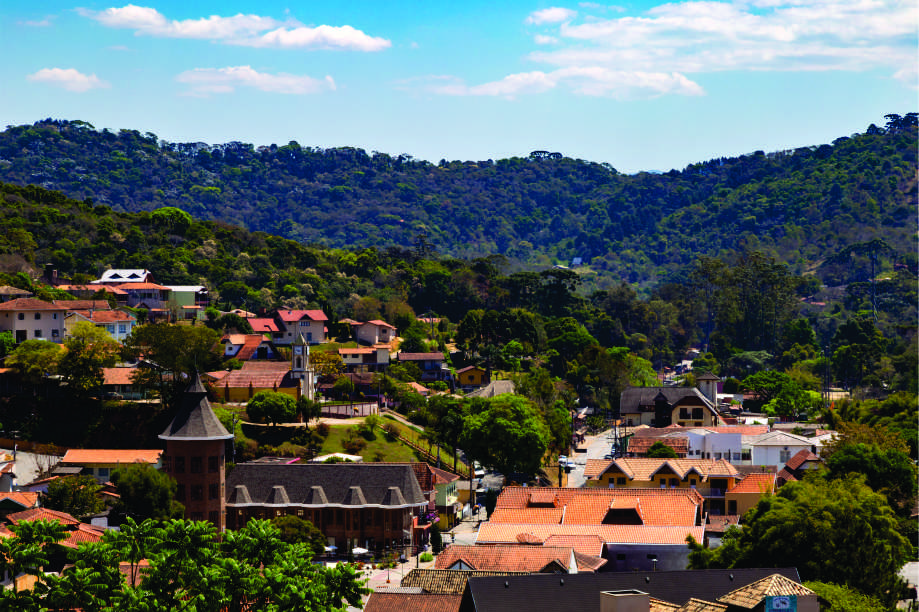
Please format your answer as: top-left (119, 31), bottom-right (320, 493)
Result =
top-left (320, 425), bottom-right (420, 462)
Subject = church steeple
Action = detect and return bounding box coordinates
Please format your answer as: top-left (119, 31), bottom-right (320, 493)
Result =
top-left (291, 332), bottom-right (308, 374)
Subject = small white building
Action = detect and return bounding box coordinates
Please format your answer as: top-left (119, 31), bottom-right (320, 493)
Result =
top-left (0, 298), bottom-right (67, 343)
top-left (743, 431), bottom-right (817, 470)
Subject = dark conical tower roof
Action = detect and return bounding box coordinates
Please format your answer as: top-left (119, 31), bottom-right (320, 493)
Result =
top-left (159, 375), bottom-right (233, 441)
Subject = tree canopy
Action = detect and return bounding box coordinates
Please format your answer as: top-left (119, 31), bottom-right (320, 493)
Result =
top-left (246, 391), bottom-right (297, 426)
top-left (461, 395), bottom-right (549, 478)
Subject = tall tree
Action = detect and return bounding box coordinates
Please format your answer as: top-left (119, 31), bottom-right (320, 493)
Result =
top-left (42, 474), bottom-right (104, 520)
top-left (461, 395), bottom-right (549, 478)
top-left (110, 463), bottom-right (184, 521)
top-left (58, 321), bottom-right (120, 396)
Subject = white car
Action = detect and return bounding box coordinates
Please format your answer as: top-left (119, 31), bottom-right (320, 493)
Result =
top-left (558, 455), bottom-right (568, 467)
top-left (473, 462), bottom-right (485, 478)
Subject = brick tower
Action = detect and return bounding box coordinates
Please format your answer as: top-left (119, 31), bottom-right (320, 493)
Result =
top-left (159, 375), bottom-right (233, 531)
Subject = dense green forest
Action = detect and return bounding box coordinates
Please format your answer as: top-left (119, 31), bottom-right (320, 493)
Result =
top-left (0, 115), bottom-right (915, 286)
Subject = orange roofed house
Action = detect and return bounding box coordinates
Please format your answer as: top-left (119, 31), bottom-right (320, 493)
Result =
top-left (60, 449), bottom-right (162, 483)
top-left (477, 487), bottom-right (706, 572)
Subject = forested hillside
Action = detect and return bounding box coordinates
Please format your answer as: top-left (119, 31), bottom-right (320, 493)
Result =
top-left (0, 115), bottom-right (915, 285)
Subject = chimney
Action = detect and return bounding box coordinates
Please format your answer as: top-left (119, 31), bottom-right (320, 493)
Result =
top-left (600, 590), bottom-right (650, 612)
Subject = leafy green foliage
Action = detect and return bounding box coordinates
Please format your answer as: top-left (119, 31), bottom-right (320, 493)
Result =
top-left (42, 475), bottom-right (104, 520)
top-left (6, 340), bottom-right (62, 385)
top-left (270, 515), bottom-right (326, 556)
top-left (110, 463), bottom-right (184, 521)
top-left (688, 476), bottom-right (910, 606)
top-left (647, 441), bottom-right (678, 458)
top-left (803, 581), bottom-right (886, 612)
top-left (58, 321), bottom-right (120, 396)
top-left (461, 395), bottom-right (549, 478)
top-left (246, 391), bottom-right (297, 426)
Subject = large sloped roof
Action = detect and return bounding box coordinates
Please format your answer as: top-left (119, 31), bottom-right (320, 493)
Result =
top-left (159, 376), bottom-right (233, 441)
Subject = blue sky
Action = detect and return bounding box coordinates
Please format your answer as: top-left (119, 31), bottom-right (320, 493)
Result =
top-left (3, 1), bottom-right (916, 172)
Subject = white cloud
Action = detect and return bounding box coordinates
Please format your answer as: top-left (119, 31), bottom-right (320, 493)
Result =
top-left (428, 67), bottom-right (704, 99)
top-left (27, 68), bottom-right (109, 92)
top-left (526, 7), bottom-right (577, 24)
top-left (81, 5), bottom-right (390, 51)
top-left (176, 66), bottom-right (336, 96)
top-left (19, 17), bottom-right (54, 27)
top-left (246, 25), bottom-right (391, 51)
top-left (534, 34), bottom-right (559, 45)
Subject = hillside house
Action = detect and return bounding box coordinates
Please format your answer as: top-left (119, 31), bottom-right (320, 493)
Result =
top-left (339, 346), bottom-right (390, 372)
top-left (60, 449), bottom-right (162, 483)
top-left (65, 309), bottom-right (136, 342)
top-left (354, 320), bottom-right (396, 345)
top-left (0, 298), bottom-right (68, 343)
top-left (273, 309), bottom-right (328, 345)
top-left (743, 431), bottom-right (818, 470)
top-left (221, 334), bottom-right (277, 361)
top-left (92, 269), bottom-right (156, 285)
top-left (398, 352), bottom-right (451, 383)
top-left (619, 386), bottom-right (720, 428)
top-left (456, 366), bottom-right (489, 389)
top-left (0, 286), bottom-right (33, 302)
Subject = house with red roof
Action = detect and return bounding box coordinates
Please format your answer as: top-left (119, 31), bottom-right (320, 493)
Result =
top-left (435, 544), bottom-right (607, 574)
top-left (60, 449), bottom-right (162, 483)
top-left (339, 345), bottom-right (391, 372)
top-left (398, 352), bottom-right (452, 383)
top-left (0, 298), bottom-right (68, 343)
top-left (354, 319), bottom-right (397, 345)
top-left (221, 333), bottom-right (277, 361)
top-left (273, 309), bottom-right (328, 345)
top-left (65, 308), bottom-right (136, 341)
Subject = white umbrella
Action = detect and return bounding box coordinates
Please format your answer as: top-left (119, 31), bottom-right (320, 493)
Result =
top-left (324, 546), bottom-right (338, 552)
top-left (352, 547), bottom-right (369, 555)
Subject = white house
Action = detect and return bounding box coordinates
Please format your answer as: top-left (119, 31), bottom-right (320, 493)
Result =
top-left (0, 298), bottom-right (68, 343)
top-left (743, 431), bottom-right (817, 470)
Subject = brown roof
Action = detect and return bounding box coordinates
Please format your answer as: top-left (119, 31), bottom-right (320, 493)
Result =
top-left (398, 352), bottom-right (445, 361)
top-left (222, 361), bottom-right (294, 389)
top-left (627, 436), bottom-right (689, 455)
top-left (400, 569), bottom-right (527, 594)
top-left (234, 334), bottom-right (267, 360)
top-left (58, 523), bottom-right (106, 549)
top-left (675, 598), bottom-right (727, 612)
top-left (541, 534), bottom-right (606, 556)
top-left (0, 298), bottom-right (68, 311)
top-left (365, 592), bottom-right (461, 612)
top-left (0, 286), bottom-right (32, 296)
top-left (62, 449), bottom-right (161, 465)
top-left (365, 319), bottom-right (396, 329)
top-left (434, 545), bottom-right (605, 573)
top-left (57, 284), bottom-right (128, 295)
top-left (717, 574), bottom-right (814, 608)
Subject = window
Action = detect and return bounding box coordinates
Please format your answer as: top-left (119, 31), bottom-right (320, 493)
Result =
top-left (52, 313), bottom-right (58, 319)
top-left (209, 484), bottom-right (218, 500)
top-left (175, 456), bottom-right (185, 473)
top-left (163, 456), bottom-right (172, 472)
top-left (118, 324), bottom-right (127, 334)
top-left (297, 509), bottom-right (304, 517)
top-left (51, 329), bottom-right (59, 338)
top-left (190, 512), bottom-right (203, 521)
top-left (34, 313), bottom-right (41, 320)
top-left (733, 452), bottom-right (741, 461)
top-left (617, 477), bottom-right (626, 485)
top-left (779, 449), bottom-right (791, 463)
top-left (33, 329), bottom-right (42, 338)
top-left (208, 511), bottom-right (218, 524)
top-left (97, 467), bottom-right (110, 478)
top-left (669, 478), bottom-right (679, 488)
top-left (17, 313), bottom-right (24, 320)
top-left (690, 478), bottom-right (696, 486)
top-left (714, 452), bottom-right (722, 460)
top-left (208, 456), bottom-right (219, 473)
top-left (176, 485), bottom-right (186, 501)
top-left (190, 456), bottom-right (203, 473)
top-left (191, 485), bottom-right (203, 501)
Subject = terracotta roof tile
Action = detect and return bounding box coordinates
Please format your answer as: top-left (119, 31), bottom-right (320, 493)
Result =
top-left (676, 597), bottom-right (728, 612)
top-left (727, 473), bottom-right (775, 495)
top-left (365, 592), bottom-right (461, 612)
top-left (0, 492), bottom-right (39, 509)
top-left (717, 574), bottom-right (814, 608)
top-left (276, 309), bottom-right (328, 322)
top-left (591, 458), bottom-right (739, 482)
top-left (8, 507), bottom-right (81, 526)
top-left (489, 508), bottom-right (565, 524)
top-left (398, 353), bottom-right (445, 361)
top-left (235, 335), bottom-right (267, 360)
top-left (477, 523), bottom-right (704, 545)
top-left (542, 535), bottom-right (606, 556)
top-left (55, 300), bottom-right (113, 310)
top-left (113, 282), bottom-right (170, 291)
top-left (102, 367), bottom-right (137, 386)
top-left (222, 361), bottom-right (293, 388)
top-left (59, 523), bottom-right (106, 549)
top-left (248, 318), bottom-right (280, 333)
top-left (69, 310), bottom-right (135, 323)
top-left (650, 598), bottom-right (681, 611)
top-left (783, 449), bottom-right (820, 471)
top-left (62, 449), bottom-right (161, 465)
top-left (627, 436), bottom-right (689, 455)
top-left (0, 298), bottom-right (68, 311)
top-left (434, 545), bottom-right (587, 573)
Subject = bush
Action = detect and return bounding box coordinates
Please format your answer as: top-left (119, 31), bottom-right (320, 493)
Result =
top-left (342, 428), bottom-right (368, 455)
top-left (419, 552), bottom-right (433, 563)
top-left (382, 422), bottom-right (400, 441)
top-left (316, 422), bottom-right (331, 438)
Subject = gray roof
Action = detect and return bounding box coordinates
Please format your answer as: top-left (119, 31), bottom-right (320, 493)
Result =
top-left (620, 386), bottom-right (715, 414)
top-left (159, 376), bottom-right (233, 441)
top-left (225, 463), bottom-right (428, 509)
top-left (462, 568), bottom-right (803, 612)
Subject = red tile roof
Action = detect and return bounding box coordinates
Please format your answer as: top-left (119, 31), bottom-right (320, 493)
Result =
top-left (0, 492), bottom-right (39, 509)
top-left (248, 318), bottom-right (280, 333)
top-left (55, 300), bottom-right (113, 310)
top-left (70, 309), bottom-right (135, 323)
top-left (340, 348), bottom-right (375, 355)
top-left (627, 436), bottom-right (689, 455)
top-left (113, 282), bottom-right (170, 291)
top-left (365, 592), bottom-right (462, 612)
top-left (542, 534), bottom-right (606, 556)
top-left (434, 544), bottom-right (603, 573)
top-left (221, 361), bottom-right (293, 389)
top-left (727, 473), bottom-right (775, 495)
top-left (0, 298), bottom-right (68, 311)
top-left (59, 523), bottom-right (106, 549)
top-left (365, 320), bottom-right (396, 329)
top-left (477, 523), bottom-right (704, 546)
top-left (102, 367), bottom-right (137, 386)
top-left (495, 487), bottom-right (702, 527)
top-left (783, 449), bottom-right (820, 471)
top-left (62, 449), bottom-right (161, 465)
top-left (8, 507), bottom-right (81, 526)
top-left (235, 334), bottom-right (267, 360)
top-left (276, 309), bottom-right (328, 322)
top-left (587, 458), bottom-right (739, 482)
top-left (57, 284), bottom-right (128, 295)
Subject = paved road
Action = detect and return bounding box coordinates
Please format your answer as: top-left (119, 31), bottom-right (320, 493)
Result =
top-left (567, 428), bottom-right (615, 488)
